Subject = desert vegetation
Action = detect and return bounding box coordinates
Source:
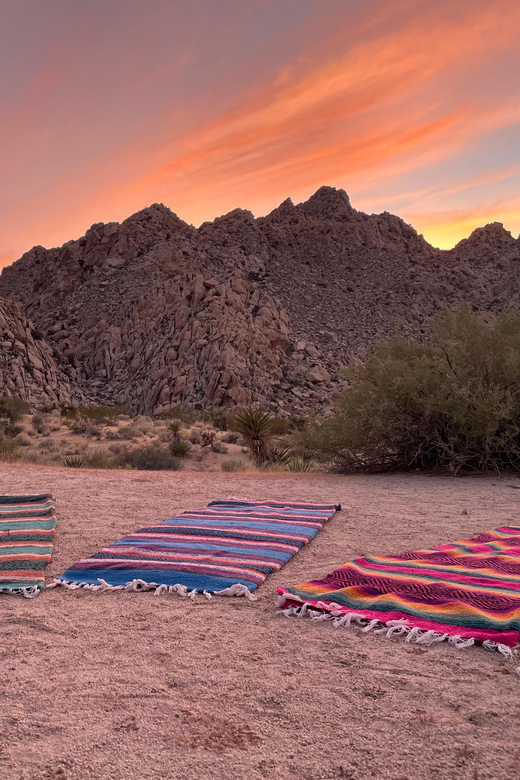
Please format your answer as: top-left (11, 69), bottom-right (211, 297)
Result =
top-left (0, 399), bottom-right (313, 473)
top-left (4, 304), bottom-right (518, 476)
top-left (299, 304), bottom-right (520, 474)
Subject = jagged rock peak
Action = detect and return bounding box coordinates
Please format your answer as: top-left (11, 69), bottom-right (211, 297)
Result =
top-left (302, 185), bottom-right (354, 219)
top-left (455, 222), bottom-right (518, 248)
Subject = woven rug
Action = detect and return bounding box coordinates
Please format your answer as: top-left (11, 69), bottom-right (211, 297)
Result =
top-left (51, 499), bottom-right (340, 598)
top-left (278, 525), bottom-right (520, 657)
top-left (0, 494), bottom-right (57, 598)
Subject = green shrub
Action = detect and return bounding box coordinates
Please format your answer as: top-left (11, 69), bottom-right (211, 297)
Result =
top-left (122, 445), bottom-right (181, 471)
top-left (268, 417), bottom-right (292, 435)
top-left (169, 438), bottom-right (192, 457)
top-left (302, 304), bottom-right (520, 474)
top-left (0, 396), bottom-right (30, 423)
top-left (221, 460), bottom-right (246, 472)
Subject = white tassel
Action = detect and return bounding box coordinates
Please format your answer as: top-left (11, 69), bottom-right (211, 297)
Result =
top-left (203, 590), bottom-right (212, 600)
top-left (360, 618), bottom-right (380, 633)
top-left (276, 601), bottom-right (519, 660)
top-left (213, 583), bottom-right (257, 601)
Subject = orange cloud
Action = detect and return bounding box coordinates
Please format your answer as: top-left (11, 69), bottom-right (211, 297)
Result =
top-left (126, 0), bottom-right (520, 211)
top-left (1, 0), bottom-right (520, 264)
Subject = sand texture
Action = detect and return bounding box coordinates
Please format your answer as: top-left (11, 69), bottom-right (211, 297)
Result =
top-left (1, 465), bottom-right (519, 780)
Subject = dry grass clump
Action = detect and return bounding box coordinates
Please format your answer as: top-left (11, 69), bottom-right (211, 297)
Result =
top-left (221, 460), bottom-right (246, 472)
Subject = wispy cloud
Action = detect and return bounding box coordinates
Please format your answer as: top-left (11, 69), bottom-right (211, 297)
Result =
top-left (1, 0), bottom-right (520, 264)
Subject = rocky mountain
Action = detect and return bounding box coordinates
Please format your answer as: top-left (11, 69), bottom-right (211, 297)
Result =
top-left (0, 298), bottom-right (77, 407)
top-left (0, 186), bottom-right (519, 414)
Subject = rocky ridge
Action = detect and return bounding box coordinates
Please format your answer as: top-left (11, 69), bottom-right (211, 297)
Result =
top-left (0, 298), bottom-right (76, 407)
top-left (1, 186), bottom-right (519, 414)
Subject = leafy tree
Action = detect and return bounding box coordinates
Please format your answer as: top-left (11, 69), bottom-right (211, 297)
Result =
top-left (301, 304), bottom-right (520, 473)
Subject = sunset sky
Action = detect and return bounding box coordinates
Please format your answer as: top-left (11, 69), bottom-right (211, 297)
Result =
top-left (1, 0), bottom-right (520, 268)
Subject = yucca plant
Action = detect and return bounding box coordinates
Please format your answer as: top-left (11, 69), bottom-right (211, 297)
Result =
top-left (287, 456), bottom-right (314, 473)
top-left (233, 408), bottom-right (274, 466)
top-left (168, 419), bottom-right (183, 438)
top-left (169, 438), bottom-right (191, 457)
top-left (62, 454), bottom-right (86, 468)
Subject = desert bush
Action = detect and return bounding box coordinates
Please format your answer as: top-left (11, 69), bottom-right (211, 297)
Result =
top-left (37, 439), bottom-right (57, 451)
top-left (169, 438), bottom-right (192, 457)
top-left (84, 449), bottom-right (122, 469)
top-left (189, 428), bottom-right (202, 445)
top-left (200, 429), bottom-right (216, 447)
top-left (84, 425), bottom-right (103, 439)
top-left (64, 415), bottom-right (90, 435)
top-left (210, 410), bottom-right (229, 431)
top-left (78, 403), bottom-right (128, 424)
top-left (59, 402), bottom-right (79, 419)
top-left (302, 304), bottom-right (520, 474)
top-left (158, 405), bottom-right (196, 425)
top-left (0, 396), bottom-right (30, 423)
top-left (233, 408), bottom-right (275, 466)
top-left (1, 423), bottom-right (23, 438)
top-left (268, 417), bottom-right (292, 435)
top-left (211, 441), bottom-right (228, 454)
top-left (122, 445), bottom-right (181, 471)
top-left (221, 460), bottom-right (246, 472)
top-left (117, 424), bottom-right (142, 440)
top-left (222, 431), bottom-right (239, 444)
top-left (0, 435), bottom-right (21, 461)
top-left (108, 443), bottom-right (127, 455)
top-left (15, 433), bottom-right (32, 447)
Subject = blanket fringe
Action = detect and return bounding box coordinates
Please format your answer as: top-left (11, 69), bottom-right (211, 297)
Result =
top-left (276, 596), bottom-right (519, 665)
top-left (46, 577), bottom-right (257, 601)
top-left (1, 585), bottom-right (41, 599)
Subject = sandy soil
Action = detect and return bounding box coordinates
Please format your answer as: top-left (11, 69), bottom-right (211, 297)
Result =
top-left (1, 464), bottom-right (519, 780)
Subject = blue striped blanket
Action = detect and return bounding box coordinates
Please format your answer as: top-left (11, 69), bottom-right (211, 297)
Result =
top-left (51, 499), bottom-right (340, 598)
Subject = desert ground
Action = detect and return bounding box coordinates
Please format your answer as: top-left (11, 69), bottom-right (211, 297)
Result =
top-left (1, 464), bottom-right (519, 780)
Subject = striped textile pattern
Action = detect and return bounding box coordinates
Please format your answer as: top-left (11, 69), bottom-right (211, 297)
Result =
top-left (54, 499), bottom-right (340, 597)
top-left (278, 526), bottom-right (520, 651)
top-left (0, 494), bottom-right (57, 598)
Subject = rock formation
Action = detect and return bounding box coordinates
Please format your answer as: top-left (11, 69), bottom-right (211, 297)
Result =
top-left (0, 298), bottom-right (77, 407)
top-left (1, 186), bottom-right (519, 413)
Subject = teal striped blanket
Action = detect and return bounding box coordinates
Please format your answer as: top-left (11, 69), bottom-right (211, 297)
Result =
top-left (0, 494), bottom-right (57, 598)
